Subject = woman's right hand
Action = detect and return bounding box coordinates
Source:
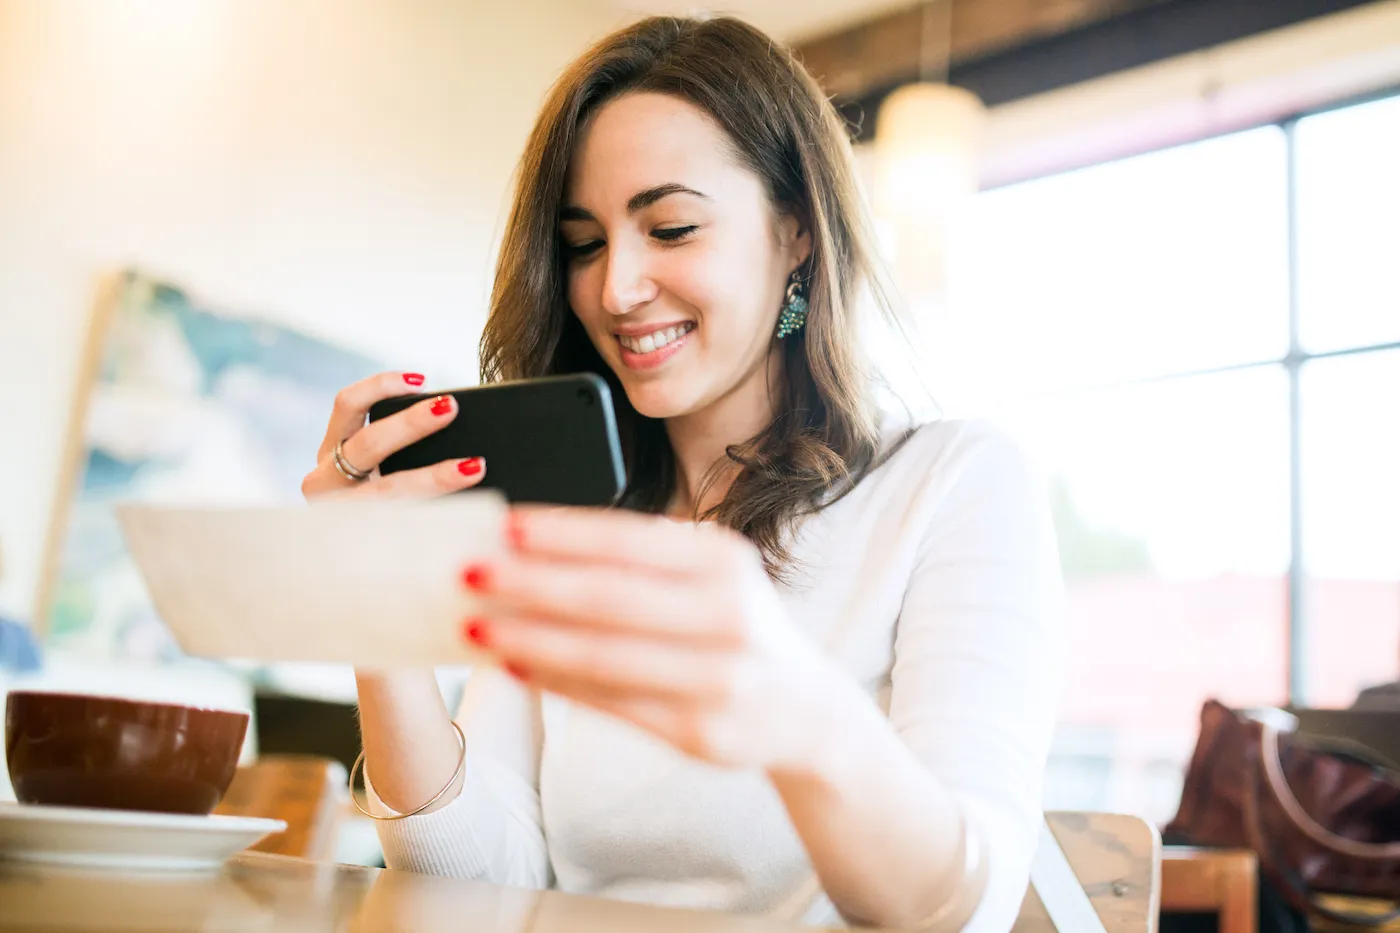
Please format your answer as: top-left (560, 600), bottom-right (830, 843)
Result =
top-left (308, 373), bottom-right (486, 816)
top-left (301, 371), bottom-right (487, 502)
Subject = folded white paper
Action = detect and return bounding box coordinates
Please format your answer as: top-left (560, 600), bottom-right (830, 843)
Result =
top-left (116, 495), bottom-right (508, 668)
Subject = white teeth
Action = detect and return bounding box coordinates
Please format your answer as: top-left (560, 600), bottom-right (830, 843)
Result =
top-left (619, 323), bottom-right (693, 354)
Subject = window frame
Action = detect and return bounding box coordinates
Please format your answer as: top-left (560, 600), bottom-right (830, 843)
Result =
top-left (978, 83), bottom-right (1400, 704)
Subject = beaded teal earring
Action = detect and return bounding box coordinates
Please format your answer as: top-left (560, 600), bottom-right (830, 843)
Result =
top-left (775, 269), bottom-right (808, 339)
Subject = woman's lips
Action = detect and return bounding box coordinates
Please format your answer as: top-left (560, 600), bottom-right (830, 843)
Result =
top-left (616, 322), bottom-right (695, 371)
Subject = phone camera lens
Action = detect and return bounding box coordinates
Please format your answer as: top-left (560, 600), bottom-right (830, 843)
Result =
top-left (577, 388), bottom-right (595, 406)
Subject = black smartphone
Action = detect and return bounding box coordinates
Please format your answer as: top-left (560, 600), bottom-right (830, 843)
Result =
top-left (366, 373), bottom-right (626, 506)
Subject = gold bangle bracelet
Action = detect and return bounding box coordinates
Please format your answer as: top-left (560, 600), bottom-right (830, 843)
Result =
top-left (348, 720), bottom-right (467, 821)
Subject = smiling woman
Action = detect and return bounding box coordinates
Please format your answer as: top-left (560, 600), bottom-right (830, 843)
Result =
top-left (479, 21), bottom-right (904, 568)
top-left (300, 15), bottom-right (1064, 933)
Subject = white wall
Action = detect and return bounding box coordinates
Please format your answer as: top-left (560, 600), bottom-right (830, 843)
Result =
top-left (0, 0), bottom-right (621, 620)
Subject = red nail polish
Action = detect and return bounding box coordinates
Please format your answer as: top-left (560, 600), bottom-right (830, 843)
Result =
top-left (461, 565), bottom-right (490, 591)
top-left (430, 395), bottom-right (452, 416)
top-left (458, 457), bottom-right (483, 477)
top-left (504, 662), bottom-right (529, 682)
top-left (462, 618), bottom-right (490, 647)
top-left (403, 373), bottom-right (425, 387)
top-left (505, 512), bottom-right (526, 550)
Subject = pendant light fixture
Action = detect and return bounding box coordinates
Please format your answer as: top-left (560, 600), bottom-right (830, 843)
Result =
top-left (872, 0), bottom-right (985, 298)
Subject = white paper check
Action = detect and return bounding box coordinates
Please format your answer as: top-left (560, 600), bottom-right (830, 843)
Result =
top-left (116, 494), bottom-right (508, 668)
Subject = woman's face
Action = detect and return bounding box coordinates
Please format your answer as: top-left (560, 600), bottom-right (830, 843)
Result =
top-left (561, 92), bottom-right (810, 421)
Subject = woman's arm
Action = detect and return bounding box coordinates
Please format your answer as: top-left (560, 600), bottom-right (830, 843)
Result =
top-left (767, 684), bottom-right (982, 930)
top-left (297, 370), bottom-right (548, 885)
top-left (356, 670), bottom-right (464, 812)
top-left (357, 666), bottom-right (551, 888)
top-left (769, 427), bottom-right (1063, 931)
top-left (455, 424), bottom-right (1060, 925)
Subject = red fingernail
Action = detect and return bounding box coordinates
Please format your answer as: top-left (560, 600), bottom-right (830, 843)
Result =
top-left (430, 395), bottom-right (452, 416)
top-left (504, 662), bottom-right (529, 681)
top-left (505, 512), bottom-right (526, 550)
top-left (462, 617), bottom-right (490, 647)
top-left (458, 457), bottom-right (483, 477)
top-left (461, 564), bottom-right (491, 591)
top-left (403, 373), bottom-right (425, 387)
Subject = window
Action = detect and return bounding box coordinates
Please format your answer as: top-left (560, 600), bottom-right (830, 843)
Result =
top-left (1300, 349), bottom-right (1400, 707)
top-left (1008, 370), bottom-right (1290, 817)
top-left (953, 91), bottom-right (1400, 822)
top-left (1296, 95), bottom-right (1400, 352)
top-left (952, 127), bottom-right (1289, 404)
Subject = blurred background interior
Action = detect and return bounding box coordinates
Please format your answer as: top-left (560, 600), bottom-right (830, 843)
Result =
top-left (0, 0), bottom-right (1397, 873)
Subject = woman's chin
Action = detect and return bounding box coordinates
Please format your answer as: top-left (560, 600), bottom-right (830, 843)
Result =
top-left (622, 383), bottom-right (702, 421)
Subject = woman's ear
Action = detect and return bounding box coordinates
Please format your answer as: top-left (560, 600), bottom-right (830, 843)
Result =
top-left (777, 208), bottom-right (813, 274)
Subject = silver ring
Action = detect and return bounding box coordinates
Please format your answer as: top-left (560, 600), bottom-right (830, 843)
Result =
top-left (332, 440), bottom-right (372, 482)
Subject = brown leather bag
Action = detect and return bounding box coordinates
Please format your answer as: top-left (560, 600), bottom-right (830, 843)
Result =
top-left (1165, 699), bottom-right (1400, 926)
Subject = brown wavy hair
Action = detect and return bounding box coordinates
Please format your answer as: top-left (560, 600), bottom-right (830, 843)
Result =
top-left (479, 15), bottom-right (911, 577)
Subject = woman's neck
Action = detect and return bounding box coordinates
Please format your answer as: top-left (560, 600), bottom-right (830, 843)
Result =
top-left (664, 350), bottom-right (782, 519)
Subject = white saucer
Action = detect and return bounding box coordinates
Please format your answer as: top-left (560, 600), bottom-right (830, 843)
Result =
top-left (0, 801), bottom-right (285, 872)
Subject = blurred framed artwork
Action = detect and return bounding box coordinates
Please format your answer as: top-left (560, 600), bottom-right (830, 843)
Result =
top-left (35, 269), bottom-right (381, 661)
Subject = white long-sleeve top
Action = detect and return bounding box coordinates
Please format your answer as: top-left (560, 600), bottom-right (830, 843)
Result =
top-left (366, 419), bottom-right (1064, 932)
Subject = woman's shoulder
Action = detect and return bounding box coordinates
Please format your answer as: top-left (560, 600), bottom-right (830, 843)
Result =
top-left (793, 414), bottom-right (1054, 584)
top-left (870, 415), bottom-right (1045, 498)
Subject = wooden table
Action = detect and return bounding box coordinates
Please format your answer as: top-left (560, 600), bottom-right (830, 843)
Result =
top-left (0, 812), bottom-right (1159, 933)
top-left (1, 853), bottom-right (827, 933)
top-left (1161, 847), bottom-right (1400, 933)
top-left (1313, 896), bottom-right (1400, 932)
top-left (1161, 847), bottom-right (1257, 933)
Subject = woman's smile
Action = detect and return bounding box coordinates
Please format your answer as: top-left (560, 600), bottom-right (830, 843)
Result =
top-left (615, 321), bottom-right (696, 370)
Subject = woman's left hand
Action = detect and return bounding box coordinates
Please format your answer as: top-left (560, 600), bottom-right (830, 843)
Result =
top-left (459, 506), bottom-right (844, 774)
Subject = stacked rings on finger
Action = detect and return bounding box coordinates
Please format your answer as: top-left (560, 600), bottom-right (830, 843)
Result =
top-left (332, 440), bottom-right (372, 483)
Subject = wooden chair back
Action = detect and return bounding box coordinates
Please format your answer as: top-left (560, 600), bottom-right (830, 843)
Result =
top-left (1015, 811), bottom-right (1162, 933)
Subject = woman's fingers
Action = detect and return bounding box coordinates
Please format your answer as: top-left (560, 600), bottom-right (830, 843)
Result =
top-left (506, 671), bottom-right (686, 741)
top-left (481, 625), bottom-right (759, 765)
top-left (467, 556), bottom-right (746, 646)
top-left (303, 376), bottom-right (467, 500)
top-left (317, 371), bottom-right (427, 462)
top-left (470, 613), bottom-right (738, 703)
top-left (333, 456), bottom-right (486, 500)
top-left (509, 506), bottom-right (752, 579)
top-left (337, 393), bottom-right (457, 477)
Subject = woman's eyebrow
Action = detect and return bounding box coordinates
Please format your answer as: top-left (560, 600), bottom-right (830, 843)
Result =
top-left (559, 183), bottom-right (710, 223)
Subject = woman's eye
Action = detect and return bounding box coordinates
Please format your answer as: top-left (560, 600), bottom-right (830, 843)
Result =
top-left (565, 240), bottom-right (604, 260)
top-left (652, 225), bottom-right (697, 243)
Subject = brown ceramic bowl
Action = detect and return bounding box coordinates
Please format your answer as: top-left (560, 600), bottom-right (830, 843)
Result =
top-left (5, 691), bottom-right (249, 815)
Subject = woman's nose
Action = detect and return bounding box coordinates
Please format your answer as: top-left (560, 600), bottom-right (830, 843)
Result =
top-left (601, 242), bottom-right (659, 317)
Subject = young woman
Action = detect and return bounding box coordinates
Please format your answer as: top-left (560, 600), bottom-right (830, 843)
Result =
top-left (301, 16), bottom-right (1062, 932)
